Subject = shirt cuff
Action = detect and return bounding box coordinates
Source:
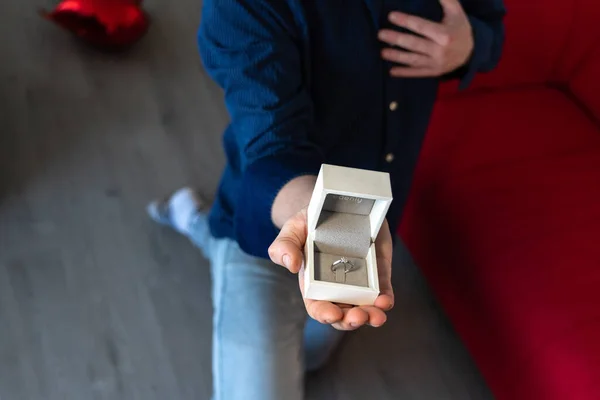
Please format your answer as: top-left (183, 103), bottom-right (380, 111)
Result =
top-left (455, 15), bottom-right (494, 91)
top-left (234, 153), bottom-right (323, 258)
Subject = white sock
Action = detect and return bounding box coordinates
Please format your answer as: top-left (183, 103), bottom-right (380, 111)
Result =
top-left (169, 187), bottom-right (202, 234)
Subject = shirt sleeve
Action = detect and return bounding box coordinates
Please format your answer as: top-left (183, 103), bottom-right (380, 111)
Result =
top-left (198, 0), bottom-right (323, 258)
top-left (445, 0), bottom-right (507, 90)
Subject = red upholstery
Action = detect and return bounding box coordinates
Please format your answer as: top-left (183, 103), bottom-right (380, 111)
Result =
top-left (439, 0), bottom-right (600, 95)
top-left (399, 1), bottom-right (600, 399)
top-left (570, 49), bottom-right (600, 124)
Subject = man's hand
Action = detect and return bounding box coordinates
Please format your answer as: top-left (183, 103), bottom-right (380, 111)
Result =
top-left (378, 0), bottom-right (474, 78)
top-left (268, 209), bottom-right (394, 331)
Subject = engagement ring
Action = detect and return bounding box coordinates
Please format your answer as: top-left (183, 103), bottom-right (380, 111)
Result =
top-left (331, 257), bottom-right (358, 274)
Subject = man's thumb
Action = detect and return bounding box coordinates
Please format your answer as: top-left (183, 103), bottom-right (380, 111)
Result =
top-left (268, 209), bottom-right (307, 273)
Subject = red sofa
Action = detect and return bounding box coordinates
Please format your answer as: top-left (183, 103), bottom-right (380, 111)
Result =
top-left (399, 0), bottom-right (600, 399)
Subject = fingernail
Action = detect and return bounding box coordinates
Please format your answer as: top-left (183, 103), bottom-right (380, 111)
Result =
top-left (282, 254), bottom-right (291, 269)
top-left (389, 11), bottom-right (401, 22)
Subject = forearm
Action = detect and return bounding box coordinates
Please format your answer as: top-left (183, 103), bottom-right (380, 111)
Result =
top-left (271, 175), bottom-right (317, 228)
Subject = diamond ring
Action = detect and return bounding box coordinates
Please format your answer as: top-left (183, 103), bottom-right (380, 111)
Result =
top-left (331, 257), bottom-right (357, 273)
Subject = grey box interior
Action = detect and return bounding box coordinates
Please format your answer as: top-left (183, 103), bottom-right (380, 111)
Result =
top-left (313, 194), bottom-right (374, 287)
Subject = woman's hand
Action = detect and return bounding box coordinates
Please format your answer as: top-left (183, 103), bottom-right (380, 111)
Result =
top-left (268, 208), bottom-right (394, 331)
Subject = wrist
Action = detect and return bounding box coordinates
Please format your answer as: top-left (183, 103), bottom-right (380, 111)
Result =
top-left (271, 175), bottom-right (317, 228)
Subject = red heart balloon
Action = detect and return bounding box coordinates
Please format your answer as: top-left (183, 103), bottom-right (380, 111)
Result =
top-left (42, 0), bottom-right (150, 50)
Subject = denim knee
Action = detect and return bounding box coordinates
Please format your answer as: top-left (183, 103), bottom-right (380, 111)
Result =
top-left (303, 318), bottom-right (345, 372)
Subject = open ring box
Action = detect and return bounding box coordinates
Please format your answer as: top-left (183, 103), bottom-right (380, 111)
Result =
top-left (304, 164), bottom-right (393, 306)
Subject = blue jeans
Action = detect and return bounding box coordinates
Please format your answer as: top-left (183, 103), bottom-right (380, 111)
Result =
top-left (187, 211), bottom-right (345, 400)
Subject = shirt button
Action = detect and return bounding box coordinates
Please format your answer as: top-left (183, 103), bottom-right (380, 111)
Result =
top-left (389, 101), bottom-right (398, 111)
top-left (385, 153), bottom-right (395, 163)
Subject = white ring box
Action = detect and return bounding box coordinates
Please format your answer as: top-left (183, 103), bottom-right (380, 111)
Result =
top-left (304, 164), bottom-right (393, 306)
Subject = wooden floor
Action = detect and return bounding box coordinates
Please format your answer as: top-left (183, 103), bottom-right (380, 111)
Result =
top-left (0, 1), bottom-right (492, 399)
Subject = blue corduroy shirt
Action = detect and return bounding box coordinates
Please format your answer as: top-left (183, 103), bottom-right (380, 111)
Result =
top-left (198, 0), bottom-right (505, 259)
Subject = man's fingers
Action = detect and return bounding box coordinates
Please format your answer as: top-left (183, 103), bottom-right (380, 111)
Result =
top-left (306, 301), bottom-right (387, 331)
top-left (332, 306), bottom-right (388, 330)
top-left (361, 306), bottom-right (388, 327)
top-left (374, 219), bottom-right (394, 310)
top-left (374, 253), bottom-right (395, 311)
top-left (374, 256), bottom-right (394, 311)
top-left (439, 0), bottom-right (463, 17)
top-left (344, 307), bottom-right (369, 328)
top-left (268, 209), bottom-right (307, 273)
top-left (390, 66), bottom-right (439, 78)
top-left (331, 307), bottom-right (369, 331)
top-left (375, 219), bottom-right (393, 262)
top-left (378, 30), bottom-right (437, 55)
top-left (381, 48), bottom-right (431, 67)
top-left (388, 12), bottom-right (450, 46)
top-left (376, 262), bottom-right (394, 308)
top-left (268, 236), bottom-right (303, 273)
top-left (305, 299), bottom-right (344, 324)
top-left (300, 265), bottom-right (345, 325)
top-left (374, 293), bottom-right (395, 312)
